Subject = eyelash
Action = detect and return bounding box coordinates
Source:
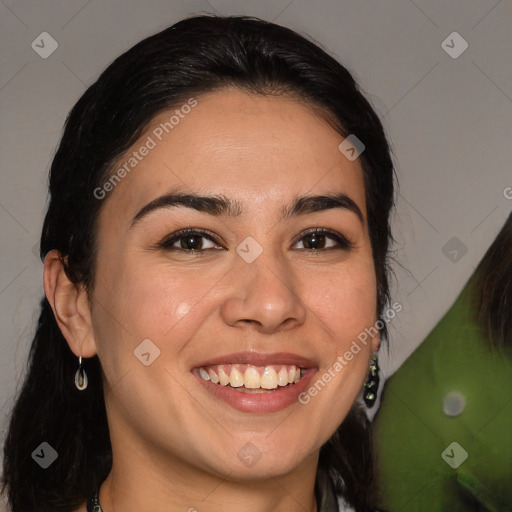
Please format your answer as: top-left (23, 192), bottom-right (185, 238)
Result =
top-left (157, 227), bottom-right (354, 253)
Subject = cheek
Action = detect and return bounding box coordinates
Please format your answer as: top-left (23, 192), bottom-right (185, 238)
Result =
top-left (294, 263), bottom-right (377, 434)
top-left (129, 268), bottom-right (215, 334)
top-left (305, 260), bottom-right (378, 348)
top-left (90, 255), bottom-right (215, 374)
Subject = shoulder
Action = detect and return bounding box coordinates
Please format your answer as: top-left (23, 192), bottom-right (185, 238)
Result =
top-left (336, 495), bottom-right (386, 512)
top-left (336, 496), bottom-right (354, 511)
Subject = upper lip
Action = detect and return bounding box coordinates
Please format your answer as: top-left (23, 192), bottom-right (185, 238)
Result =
top-left (193, 351), bottom-right (318, 369)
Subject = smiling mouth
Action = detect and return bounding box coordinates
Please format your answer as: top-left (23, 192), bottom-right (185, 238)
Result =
top-left (196, 363), bottom-right (306, 393)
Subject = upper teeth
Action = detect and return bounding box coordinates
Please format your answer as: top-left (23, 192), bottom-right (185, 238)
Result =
top-left (198, 364), bottom-right (302, 389)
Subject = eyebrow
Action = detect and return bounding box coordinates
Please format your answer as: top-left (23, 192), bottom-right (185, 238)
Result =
top-left (130, 189), bottom-right (364, 228)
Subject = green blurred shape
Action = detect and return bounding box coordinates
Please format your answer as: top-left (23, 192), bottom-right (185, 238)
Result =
top-left (374, 281), bottom-right (512, 511)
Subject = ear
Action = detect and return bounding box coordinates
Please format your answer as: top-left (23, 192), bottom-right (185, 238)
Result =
top-left (43, 249), bottom-right (97, 358)
top-left (372, 332), bottom-right (381, 354)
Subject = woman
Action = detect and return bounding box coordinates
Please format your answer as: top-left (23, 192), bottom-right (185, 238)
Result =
top-left (1, 15), bottom-right (395, 512)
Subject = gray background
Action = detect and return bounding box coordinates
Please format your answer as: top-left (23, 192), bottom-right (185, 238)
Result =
top-left (1, 0), bottom-right (511, 485)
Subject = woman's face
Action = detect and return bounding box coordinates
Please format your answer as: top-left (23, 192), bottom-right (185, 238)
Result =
top-left (88, 88), bottom-right (379, 480)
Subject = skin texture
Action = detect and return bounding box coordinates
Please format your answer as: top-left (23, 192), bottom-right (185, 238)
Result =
top-left (44, 88), bottom-right (380, 512)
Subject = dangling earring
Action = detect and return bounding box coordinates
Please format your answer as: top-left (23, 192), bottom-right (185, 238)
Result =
top-left (363, 354), bottom-right (379, 407)
top-left (74, 356), bottom-right (88, 391)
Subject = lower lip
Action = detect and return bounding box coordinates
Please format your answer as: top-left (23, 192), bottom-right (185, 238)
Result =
top-left (193, 368), bottom-right (318, 413)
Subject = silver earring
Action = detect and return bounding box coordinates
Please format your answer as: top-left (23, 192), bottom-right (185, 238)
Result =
top-left (74, 356), bottom-right (88, 391)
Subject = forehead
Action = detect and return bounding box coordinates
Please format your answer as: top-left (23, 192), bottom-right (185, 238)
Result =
top-left (98, 87), bottom-right (366, 226)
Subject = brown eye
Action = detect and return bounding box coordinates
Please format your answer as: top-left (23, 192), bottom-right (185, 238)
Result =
top-left (159, 229), bottom-right (223, 252)
top-left (302, 232), bottom-right (329, 250)
top-left (294, 228), bottom-right (353, 251)
top-left (176, 234), bottom-right (209, 250)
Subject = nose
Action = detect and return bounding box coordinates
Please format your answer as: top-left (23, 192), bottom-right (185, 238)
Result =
top-left (220, 247), bottom-right (307, 334)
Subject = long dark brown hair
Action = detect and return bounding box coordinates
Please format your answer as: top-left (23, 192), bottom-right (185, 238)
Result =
top-left (471, 211), bottom-right (512, 351)
top-left (1, 15), bottom-right (395, 511)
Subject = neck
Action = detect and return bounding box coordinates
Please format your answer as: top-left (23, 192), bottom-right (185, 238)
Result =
top-left (98, 433), bottom-right (319, 512)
